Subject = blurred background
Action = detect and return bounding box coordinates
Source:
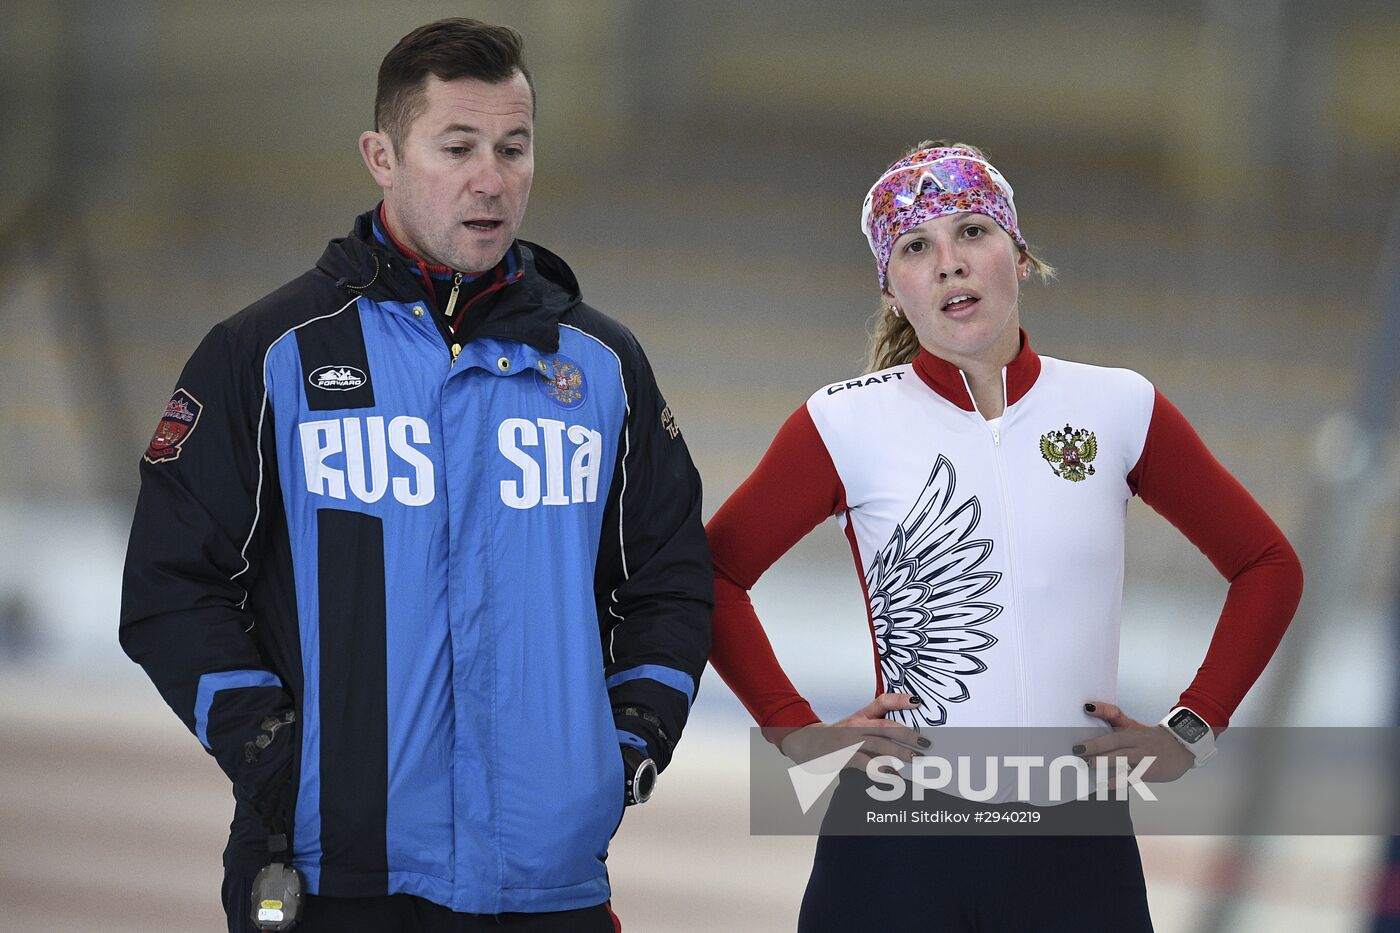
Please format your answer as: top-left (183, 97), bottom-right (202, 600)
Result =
top-left (2, 0), bottom-right (1399, 930)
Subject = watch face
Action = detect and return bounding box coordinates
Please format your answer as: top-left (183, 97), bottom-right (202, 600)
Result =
top-left (1169, 709), bottom-right (1209, 743)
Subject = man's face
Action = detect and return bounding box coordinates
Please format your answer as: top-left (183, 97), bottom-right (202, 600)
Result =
top-left (377, 72), bottom-right (533, 274)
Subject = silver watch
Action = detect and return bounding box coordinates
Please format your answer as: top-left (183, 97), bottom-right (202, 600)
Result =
top-left (621, 745), bottom-right (657, 805)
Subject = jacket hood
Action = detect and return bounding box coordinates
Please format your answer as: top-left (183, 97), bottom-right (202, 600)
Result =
top-left (314, 209), bottom-right (583, 353)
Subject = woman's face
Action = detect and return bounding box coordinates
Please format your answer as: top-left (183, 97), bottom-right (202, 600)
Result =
top-left (884, 212), bottom-right (1029, 371)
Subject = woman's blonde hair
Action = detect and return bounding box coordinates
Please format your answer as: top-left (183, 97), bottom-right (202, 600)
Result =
top-left (864, 140), bottom-right (1055, 373)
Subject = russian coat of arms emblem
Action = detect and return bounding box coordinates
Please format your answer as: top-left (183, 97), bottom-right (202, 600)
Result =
top-left (537, 355), bottom-right (586, 409)
top-left (1039, 424), bottom-right (1098, 482)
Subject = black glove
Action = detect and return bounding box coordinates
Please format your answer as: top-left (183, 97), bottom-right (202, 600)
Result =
top-left (241, 710), bottom-right (297, 837)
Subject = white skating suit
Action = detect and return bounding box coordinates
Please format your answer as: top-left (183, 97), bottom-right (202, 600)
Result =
top-left (708, 332), bottom-right (1302, 733)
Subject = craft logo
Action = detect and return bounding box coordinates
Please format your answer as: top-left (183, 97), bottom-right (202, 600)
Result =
top-left (825, 371), bottom-right (906, 395)
top-left (536, 355), bottom-right (586, 410)
top-left (308, 365), bottom-right (367, 392)
top-left (1039, 424), bottom-right (1098, 482)
top-left (144, 388), bottom-right (203, 464)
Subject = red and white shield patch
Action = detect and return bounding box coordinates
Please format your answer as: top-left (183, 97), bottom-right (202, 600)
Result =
top-left (144, 388), bottom-right (203, 464)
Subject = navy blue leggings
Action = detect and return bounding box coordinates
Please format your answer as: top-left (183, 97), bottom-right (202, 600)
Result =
top-left (797, 831), bottom-right (1154, 932)
top-left (797, 775), bottom-right (1154, 932)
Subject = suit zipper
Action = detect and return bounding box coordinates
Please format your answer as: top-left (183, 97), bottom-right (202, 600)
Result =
top-left (986, 421), bottom-right (1028, 734)
top-left (962, 369), bottom-right (1026, 733)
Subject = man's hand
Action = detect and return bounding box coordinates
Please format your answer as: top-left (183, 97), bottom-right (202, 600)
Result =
top-left (779, 692), bottom-right (929, 770)
top-left (1077, 700), bottom-right (1195, 784)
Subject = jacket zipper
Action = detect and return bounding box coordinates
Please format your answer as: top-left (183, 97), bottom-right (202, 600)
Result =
top-left (446, 273), bottom-right (464, 365)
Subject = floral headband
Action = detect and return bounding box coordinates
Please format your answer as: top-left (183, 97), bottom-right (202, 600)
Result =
top-left (860, 146), bottom-right (1025, 287)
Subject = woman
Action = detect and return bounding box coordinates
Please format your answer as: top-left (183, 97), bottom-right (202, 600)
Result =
top-left (706, 142), bottom-right (1303, 931)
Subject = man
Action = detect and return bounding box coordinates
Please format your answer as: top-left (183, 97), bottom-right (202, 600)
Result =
top-left (120, 18), bottom-right (712, 932)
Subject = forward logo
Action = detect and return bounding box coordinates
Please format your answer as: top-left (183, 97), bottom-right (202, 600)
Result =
top-left (308, 365), bottom-right (368, 392)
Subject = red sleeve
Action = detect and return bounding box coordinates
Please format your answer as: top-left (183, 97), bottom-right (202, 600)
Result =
top-left (1127, 389), bottom-right (1304, 728)
top-left (705, 403), bottom-right (846, 733)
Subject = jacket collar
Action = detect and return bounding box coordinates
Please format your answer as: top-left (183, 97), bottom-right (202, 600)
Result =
top-left (316, 209), bottom-right (583, 354)
top-left (911, 329), bottom-right (1041, 412)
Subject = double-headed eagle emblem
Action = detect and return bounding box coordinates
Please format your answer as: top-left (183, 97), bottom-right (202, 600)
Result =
top-left (865, 455), bottom-right (1003, 728)
top-left (538, 357), bottom-right (585, 408)
top-left (1039, 424), bottom-right (1098, 482)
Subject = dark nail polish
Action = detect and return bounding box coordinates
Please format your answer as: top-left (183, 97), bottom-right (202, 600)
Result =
top-left (918, 737), bottom-right (931, 749)
top-left (1072, 744), bottom-right (1086, 755)
top-left (1083, 703), bottom-right (1096, 713)
top-left (909, 695), bottom-right (922, 706)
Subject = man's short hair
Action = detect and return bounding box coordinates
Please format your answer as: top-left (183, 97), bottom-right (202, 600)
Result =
top-left (375, 18), bottom-right (535, 154)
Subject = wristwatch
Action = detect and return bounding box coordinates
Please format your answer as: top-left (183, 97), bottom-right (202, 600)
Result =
top-left (621, 745), bottom-right (657, 806)
top-left (1158, 706), bottom-right (1217, 767)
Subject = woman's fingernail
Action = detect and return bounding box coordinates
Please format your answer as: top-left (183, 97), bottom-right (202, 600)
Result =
top-left (918, 737), bottom-right (931, 749)
top-left (1072, 744), bottom-right (1086, 755)
top-left (909, 695), bottom-right (923, 706)
top-left (1084, 703), bottom-right (1097, 713)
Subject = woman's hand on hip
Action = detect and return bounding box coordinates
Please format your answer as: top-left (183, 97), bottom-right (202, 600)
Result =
top-left (779, 692), bottom-right (928, 771)
top-left (1078, 700), bottom-right (1194, 783)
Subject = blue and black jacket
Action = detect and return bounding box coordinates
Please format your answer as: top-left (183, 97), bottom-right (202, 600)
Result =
top-left (119, 210), bottom-right (713, 913)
